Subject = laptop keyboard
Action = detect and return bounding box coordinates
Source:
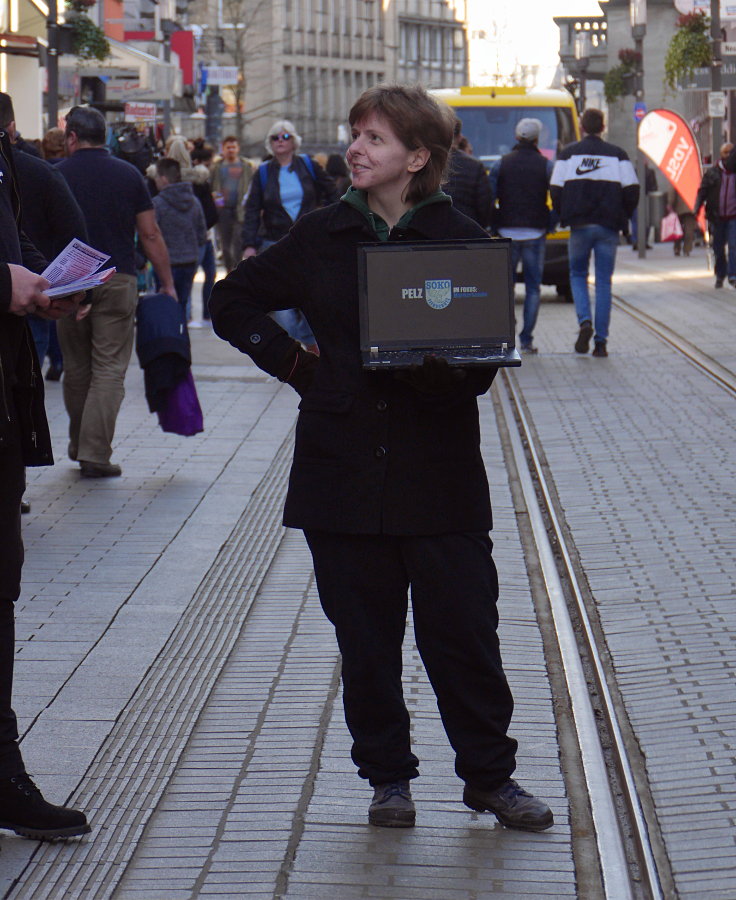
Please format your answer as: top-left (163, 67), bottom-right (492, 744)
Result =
top-left (364, 348), bottom-right (514, 367)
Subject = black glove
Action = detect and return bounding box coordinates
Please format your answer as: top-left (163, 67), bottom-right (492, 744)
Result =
top-left (394, 355), bottom-right (467, 394)
top-left (275, 346), bottom-right (319, 396)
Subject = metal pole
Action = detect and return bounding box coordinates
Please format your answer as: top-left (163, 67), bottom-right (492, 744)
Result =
top-left (46, 0), bottom-right (58, 129)
top-left (711, 0), bottom-right (723, 160)
top-left (162, 32), bottom-right (172, 140)
top-left (634, 27), bottom-right (647, 259)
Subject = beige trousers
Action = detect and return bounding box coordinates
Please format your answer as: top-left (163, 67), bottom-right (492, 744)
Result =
top-left (57, 273), bottom-right (137, 465)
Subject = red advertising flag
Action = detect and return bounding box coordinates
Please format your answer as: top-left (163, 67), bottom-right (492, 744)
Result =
top-left (638, 109), bottom-right (705, 229)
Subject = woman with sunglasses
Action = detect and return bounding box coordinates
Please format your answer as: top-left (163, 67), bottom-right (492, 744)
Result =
top-left (241, 120), bottom-right (338, 352)
top-left (211, 85), bottom-right (553, 834)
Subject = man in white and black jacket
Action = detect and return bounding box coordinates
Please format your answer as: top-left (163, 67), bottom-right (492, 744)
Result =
top-left (550, 108), bottom-right (639, 357)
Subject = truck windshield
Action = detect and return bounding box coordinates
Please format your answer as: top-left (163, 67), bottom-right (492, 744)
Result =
top-left (455, 105), bottom-right (576, 163)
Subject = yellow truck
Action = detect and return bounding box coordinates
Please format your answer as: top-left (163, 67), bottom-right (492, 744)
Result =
top-left (432, 85), bottom-right (581, 301)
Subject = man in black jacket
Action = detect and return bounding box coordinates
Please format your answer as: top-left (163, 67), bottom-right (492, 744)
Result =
top-left (0, 127), bottom-right (90, 839)
top-left (489, 118), bottom-right (552, 353)
top-left (551, 108), bottom-right (639, 357)
top-left (696, 142), bottom-right (736, 288)
top-left (443, 118), bottom-right (491, 228)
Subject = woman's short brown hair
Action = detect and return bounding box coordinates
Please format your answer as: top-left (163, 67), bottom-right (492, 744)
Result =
top-left (42, 127), bottom-right (66, 160)
top-left (348, 84), bottom-right (454, 205)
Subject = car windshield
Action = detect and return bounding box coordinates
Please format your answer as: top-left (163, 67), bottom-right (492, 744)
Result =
top-left (454, 105), bottom-right (576, 163)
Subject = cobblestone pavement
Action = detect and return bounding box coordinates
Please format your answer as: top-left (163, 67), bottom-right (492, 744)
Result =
top-left (2, 245), bottom-right (734, 899)
top-left (4, 274), bottom-right (572, 899)
top-left (514, 242), bottom-right (736, 899)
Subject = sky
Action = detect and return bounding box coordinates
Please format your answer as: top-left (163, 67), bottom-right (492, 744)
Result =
top-left (467, 0), bottom-right (604, 86)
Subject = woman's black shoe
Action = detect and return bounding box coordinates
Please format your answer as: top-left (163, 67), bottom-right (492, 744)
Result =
top-left (463, 779), bottom-right (553, 832)
top-left (45, 365), bottom-right (63, 381)
top-left (368, 781), bottom-right (415, 827)
top-left (0, 773), bottom-right (91, 839)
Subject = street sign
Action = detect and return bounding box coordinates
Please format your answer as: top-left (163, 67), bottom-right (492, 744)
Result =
top-left (634, 101), bottom-right (647, 124)
top-left (708, 91), bottom-right (727, 119)
top-left (124, 102), bottom-right (157, 123)
top-left (202, 66), bottom-right (239, 86)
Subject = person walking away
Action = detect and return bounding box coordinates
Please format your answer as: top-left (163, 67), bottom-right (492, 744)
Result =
top-left (550, 107), bottom-right (639, 358)
top-left (152, 157), bottom-right (207, 321)
top-left (190, 144), bottom-right (219, 323)
top-left (0, 124), bottom-right (91, 839)
top-left (444, 116), bottom-right (491, 228)
top-left (241, 119), bottom-right (338, 352)
top-left (488, 118), bottom-right (553, 353)
top-left (0, 94), bottom-right (87, 384)
top-left (666, 187), bottom-right (696, 257)
top-left (629, 163), bottom-right (656, 250)
top-left (210, 84), bottom-right (553, 834)
top-left (695, 142), bottom-right (735, 288)
top-left (41, 127), bottom-right (66, 163)
top-left (57, 105), bottom-right (176, 478)
top-left (325, 153), bottom-right (351, 195)
top-left (210, 136), bottom-right (253, 272)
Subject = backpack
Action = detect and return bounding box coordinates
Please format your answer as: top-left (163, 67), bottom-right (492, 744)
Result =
top-left (116, 128), bottom-right (154, 174)
top-left (258, 154), bottom-right (316, 192)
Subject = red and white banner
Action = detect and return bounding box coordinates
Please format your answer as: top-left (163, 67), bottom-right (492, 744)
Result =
top-left (638, 108), bottom-right (704, 227)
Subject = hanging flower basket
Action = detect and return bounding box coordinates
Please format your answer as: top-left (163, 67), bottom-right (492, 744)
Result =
top-left (65, 0), bottom-right (110, 61)
top-left (604, 48), bottom-right (640, 104)
top-left (664, 11), bottom-right (711, 90)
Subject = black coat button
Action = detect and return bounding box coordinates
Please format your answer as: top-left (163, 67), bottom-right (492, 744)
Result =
top-left (374, 446), bottom-right (387, 458)
top-left (249, 333), bottom-right (262, 344)
top-left (376, 400), bottom-right (387, 411)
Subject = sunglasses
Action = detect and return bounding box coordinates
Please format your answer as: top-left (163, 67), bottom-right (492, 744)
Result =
top-left (270, 133), bottom-right (292, 142)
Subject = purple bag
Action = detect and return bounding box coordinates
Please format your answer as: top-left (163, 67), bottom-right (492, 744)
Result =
top-left (156, 370), bottom-right (204, 436)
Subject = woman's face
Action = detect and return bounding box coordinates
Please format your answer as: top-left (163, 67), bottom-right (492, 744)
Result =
top-left (347, 112), bottom-right (426, 197)
top-left (269, 131), bottom-right (295, 163)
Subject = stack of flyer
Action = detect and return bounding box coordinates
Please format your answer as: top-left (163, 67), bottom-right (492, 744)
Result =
top-left (42, 238), bottom-right (116, 298)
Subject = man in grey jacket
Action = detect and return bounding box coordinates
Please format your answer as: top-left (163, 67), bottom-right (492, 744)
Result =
top-left (153, 158), bottom-right (207, 321)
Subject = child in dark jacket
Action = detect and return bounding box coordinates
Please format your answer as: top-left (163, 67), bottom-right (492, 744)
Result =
top-left (152, 157), bottom-right (207, 320)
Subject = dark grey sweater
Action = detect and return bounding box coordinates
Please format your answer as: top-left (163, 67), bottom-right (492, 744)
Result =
top-left (152, 182), bottom-right (207, 265)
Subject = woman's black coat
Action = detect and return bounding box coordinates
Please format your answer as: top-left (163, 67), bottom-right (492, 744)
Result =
top-left (210, 199), bottom-right (497, 536)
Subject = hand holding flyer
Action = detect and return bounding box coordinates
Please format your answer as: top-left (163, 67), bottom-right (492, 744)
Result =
top-left (41, 239), bottom-right (116, 298)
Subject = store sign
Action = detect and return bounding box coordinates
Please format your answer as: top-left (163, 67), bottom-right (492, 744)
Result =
top-left (202, 66), bottom-right (239, 86)
top-left (674, 0), bottom-right (736, 18)
top-left (124, 102), bottom-right (157, 122)
top-left (678, 57), bottom-right (736, 90)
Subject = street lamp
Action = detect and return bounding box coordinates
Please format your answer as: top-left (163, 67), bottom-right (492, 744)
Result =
top-left (630, 0), bottom-right (647, 259)
top-left (574, 30), bottom-right (591, 113)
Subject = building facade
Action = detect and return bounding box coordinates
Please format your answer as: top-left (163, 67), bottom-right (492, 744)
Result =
top-left (187, 0), bottom-right (469, 154)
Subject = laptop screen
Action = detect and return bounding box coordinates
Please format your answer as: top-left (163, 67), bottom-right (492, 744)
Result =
top-left (358, 239), bottom-right (514, 351)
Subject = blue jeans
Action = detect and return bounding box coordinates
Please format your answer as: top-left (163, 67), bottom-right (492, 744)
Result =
top-left (157, 264), bottom-right (198, 321)
top-left (259, 239), bottom-right (317, 346)
top-left (198, 240), bottom-right (216, 319)
top-left (568, 225), bottom-right (619, 344)
top-left (27, 315), bottom-right (50, 365)
top-left (711, 218), bottom-right (736, 281)
top-left (510, 237), bottom-right (545, 346)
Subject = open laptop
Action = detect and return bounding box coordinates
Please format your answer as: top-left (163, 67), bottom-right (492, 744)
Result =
top-left (358, 238), bottom-right (521, 369)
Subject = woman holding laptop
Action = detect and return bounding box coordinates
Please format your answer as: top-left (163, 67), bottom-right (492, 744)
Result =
top-left (209, 84), bottom-right (552, 833)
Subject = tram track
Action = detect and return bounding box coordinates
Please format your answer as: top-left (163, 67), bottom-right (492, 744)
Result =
top-left (612, 294), bottom-right (736, 396)
top-left (496, 370), bottom-right (667, 900)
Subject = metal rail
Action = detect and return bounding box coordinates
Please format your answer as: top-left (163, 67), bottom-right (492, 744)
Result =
top-left (498, 371), bottom-right (664, 900)
top-left (613, 294), bottom-right (736, 397)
